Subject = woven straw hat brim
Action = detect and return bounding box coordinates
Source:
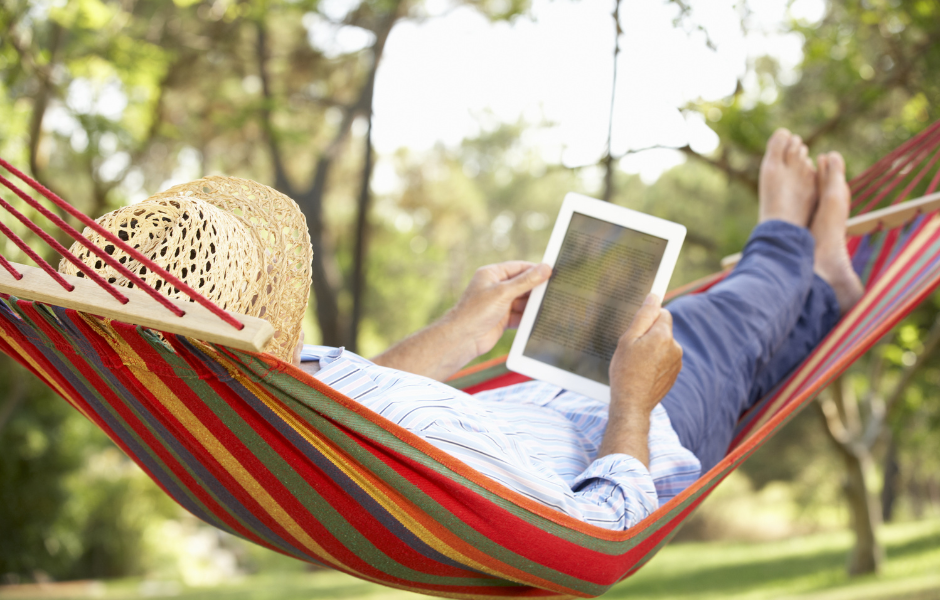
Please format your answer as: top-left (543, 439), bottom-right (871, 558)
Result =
top-left (60, 177), bottom-right (312, 361)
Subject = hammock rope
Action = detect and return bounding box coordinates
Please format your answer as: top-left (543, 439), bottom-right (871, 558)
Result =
top-left (0, 157), bottom-right (241, 327)
top-left (2, 123), bottom-right (940, 598)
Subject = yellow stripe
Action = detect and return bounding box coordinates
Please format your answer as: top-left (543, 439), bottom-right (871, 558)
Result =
top-left (208, 348), bottom-right (573, 592)
top-left (92, 330), bottom-right (348, 571)
top-left (0, 324), bottom-right (97, 423)
top-left (4, 310), bottom-right (584, 596)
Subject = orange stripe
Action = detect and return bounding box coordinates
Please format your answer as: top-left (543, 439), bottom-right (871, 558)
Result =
top-left (94, 332), bottom-right (349, 571)
top-left (209, 348), bottom-right (583, 593)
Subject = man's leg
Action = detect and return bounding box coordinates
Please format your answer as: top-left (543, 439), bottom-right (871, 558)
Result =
top-left (660, 221), bottom-right (818, 471)
top-left (661, 149), bottom-right (862, 472)
top-left (746, 152), bottom-right (866, 413)
top-left (745, 273), bottom-right (841, 406)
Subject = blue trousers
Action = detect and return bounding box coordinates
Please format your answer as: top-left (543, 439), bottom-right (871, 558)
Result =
top-left (661, 221), bottom-right (842, 472)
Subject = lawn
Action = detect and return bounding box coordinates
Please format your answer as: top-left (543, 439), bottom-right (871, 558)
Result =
top-left (1, 518), bottom-right (938, 600)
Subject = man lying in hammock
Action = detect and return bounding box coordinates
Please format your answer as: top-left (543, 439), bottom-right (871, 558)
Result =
top-left (72, 129), bottom-right (862, 532)
top-left (287, 129), bottom-right (865, 530)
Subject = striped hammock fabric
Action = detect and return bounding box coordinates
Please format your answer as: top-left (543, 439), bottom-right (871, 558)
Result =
top-left (2, 122), bottom-right (940, 598)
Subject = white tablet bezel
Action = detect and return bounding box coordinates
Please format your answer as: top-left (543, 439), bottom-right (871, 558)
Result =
top-left (506, 192), bottom-right (686, 403)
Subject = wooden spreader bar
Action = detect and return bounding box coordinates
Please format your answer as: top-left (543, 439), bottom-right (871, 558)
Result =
top-left (0, 261), bottom-right (274, 353)
top-left (720, 191), bottom-right (940, 270)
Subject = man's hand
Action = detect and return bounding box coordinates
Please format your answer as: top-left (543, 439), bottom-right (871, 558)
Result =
top-left (597, 294), bottom-right (683, 468)
top-left (450, 261), bottom-right (552, 359)
top-left (372, 261), bottom-right (551, 381)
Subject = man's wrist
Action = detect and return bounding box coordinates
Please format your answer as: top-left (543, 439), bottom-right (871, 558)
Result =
top-left (607, 408), bottom-right (652, 436)
top-left (439, 307), bottom-right (483, 362)
top-left (608, 392), bottom-right (654, 426)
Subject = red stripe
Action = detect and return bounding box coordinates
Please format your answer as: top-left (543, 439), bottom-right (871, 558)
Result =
top-left (0, 306), bottom-right (266, 550)
top-left (146, 331), bottom-right (489, 589)
top-left (104, 326), bottom-right (350, 563)
top-left (463, 371), bottom-right (531, 395)
top-left (846, 235), bottom-right (862, 256)
top-left (173, 344), bottom-right (485, 580)
top-left (52, 313), bottom-right (297, 558)
top-left (344, 423), bottom-right (655, 589)
top-left (866, 227), bottom-right (900, 283)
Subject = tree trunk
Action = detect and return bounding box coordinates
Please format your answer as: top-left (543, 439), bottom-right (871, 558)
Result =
top-left (601, 0), bottom-right (621, 204)
top-left (816, 380), bottom-right (883, 577)
top-left (299, 156), bottom-right (346, 347)
top-left (349, 111), bottom-right (375, 352)
top-left (292, 3), bottom-right (404, 347)
top-left (838, 445), bottom-right (883, 575)
top-left (881, 435), bottom-right (900, 523)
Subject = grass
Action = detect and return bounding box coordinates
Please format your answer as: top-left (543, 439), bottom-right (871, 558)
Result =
top-left (608, 518), bottom-right (940, 600)
top-left (1, 518), bottom-right (938, 600)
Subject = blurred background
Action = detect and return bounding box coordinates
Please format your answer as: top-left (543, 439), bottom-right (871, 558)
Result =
top-left (1, 0), bottom-right (939, 598)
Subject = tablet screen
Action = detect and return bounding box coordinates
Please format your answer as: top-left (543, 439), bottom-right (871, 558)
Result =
top-left (522, 212), bottom-right (668, 385)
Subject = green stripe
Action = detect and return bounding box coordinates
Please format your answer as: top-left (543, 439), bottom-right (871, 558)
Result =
top-left (195, 377), bottom-right (496, 586)
top-left (446, 362), bottom-right (511, 391)
top-left (235, 355), bottom-right (660, 595)
top-left (8, 302), bottom-right (306, 560)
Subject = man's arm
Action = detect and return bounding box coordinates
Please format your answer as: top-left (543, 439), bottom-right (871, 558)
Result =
top-left (372, 262), bottom-right (551, 381)
top-left (596, 294), bottom-right (683, 469)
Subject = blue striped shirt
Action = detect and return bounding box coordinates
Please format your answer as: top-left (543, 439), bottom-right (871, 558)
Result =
top-left (300, 345), bottom-right (701, 530)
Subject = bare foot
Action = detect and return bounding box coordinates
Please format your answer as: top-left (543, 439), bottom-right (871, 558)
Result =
top-left (758, 128), bottom-right (818, 227)
top-left (811, 152), bottom-right (864, 314)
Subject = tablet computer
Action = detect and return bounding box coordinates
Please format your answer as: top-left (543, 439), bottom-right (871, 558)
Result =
top-left (506, 193), bottom-right (686, 402)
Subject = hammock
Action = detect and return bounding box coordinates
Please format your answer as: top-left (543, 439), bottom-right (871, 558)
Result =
top-left (2, 123), bottom-right (940, 599)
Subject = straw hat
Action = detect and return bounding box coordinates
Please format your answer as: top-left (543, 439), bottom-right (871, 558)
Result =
top-left (59, 176), bottom-right (312, 361)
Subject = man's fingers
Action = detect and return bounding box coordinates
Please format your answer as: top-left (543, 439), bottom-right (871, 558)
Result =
top-left (654, 308), bottom-right (672, 330)
top-left (623, 294), bottom-right (662, 341)
top-left (503, 263), bottom-right (551, 296)
top-left (292, 331), bottom-right (305, 366)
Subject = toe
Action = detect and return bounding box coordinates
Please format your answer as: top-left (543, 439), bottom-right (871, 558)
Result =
top-left (766, 128), bottom-right (791, 161)
top-left (828, 151), bottom-right (846, 176)
top-left (820, 152), bottom-right (847, 191)
top-left (785, 135), bottom-right (804, 164)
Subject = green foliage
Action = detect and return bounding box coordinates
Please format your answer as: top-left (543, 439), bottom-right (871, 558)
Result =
top-left (0, 360), bottom-right (85, 579)
top-left (0, 356), bottom-right (175, 582)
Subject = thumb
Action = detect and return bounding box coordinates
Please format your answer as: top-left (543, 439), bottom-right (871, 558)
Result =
top-left (503, 263), bottom-right (551, 296)
top-left (622, 293), bottom-right (662, 341)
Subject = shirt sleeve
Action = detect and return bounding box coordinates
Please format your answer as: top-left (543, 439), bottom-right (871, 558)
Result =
top-left (570, 453), bottom-right (660, 530)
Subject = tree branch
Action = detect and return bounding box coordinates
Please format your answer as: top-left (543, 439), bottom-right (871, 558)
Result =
top-left (601, 0), bottom-right (622, 203)
top-left (804, 33), bottom-right (939, 148)
top-left (7, 16), bottom-right (63, 181)
top-left (678, 145), bottom-right (759, 193)
top-left (818, 384), bottom-right (853, 447)
top-left (256, 19), bottom-right (294, 197)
